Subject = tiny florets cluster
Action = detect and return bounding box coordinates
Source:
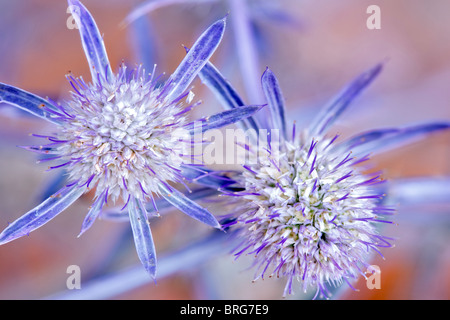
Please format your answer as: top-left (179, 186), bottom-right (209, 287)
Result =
top-left (47, 65), bottom-right (194, 203)
top-left (227, 130), bottom-right (393, 297)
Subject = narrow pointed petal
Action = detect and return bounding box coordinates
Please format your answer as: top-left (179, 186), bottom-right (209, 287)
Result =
top-left (128, 196), bottom-right (157, 278)
top-left (196, 59), bottom-right (260, 132)
top-left (334, 122), bottom-right (450, 157)
top-left (159, 184), bottom-right (221, 229)
top-left (309, 63), bottom-right (383, 137)
top-left (0, 184), bottom-right (85, 245)
top-left (78, 190), bottom-right (107, 237)
top-left (68, 0), bottom-right (113, 83)
top-left (101, 187), bottom-right (220, 222)
top-left (18, 145), bottom-right (58, 155)
top-left (163, 17), bottom-right (226, 103)
top-left (0, 83), bottom-right (62, 124)
top-left (181, 165), bottom-right (237, 190)
top-left (261, 67), bottom-right (287, 138)
top-left (198, 60), bottom-right (245, 109)
top-left (184, 105), bottom-right (263, 134)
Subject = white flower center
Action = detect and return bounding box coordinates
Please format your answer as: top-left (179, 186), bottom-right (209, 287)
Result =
top-left (232, 131), bottom-right (387, 294)
top-left (54, 67), bottom-right (191, 202)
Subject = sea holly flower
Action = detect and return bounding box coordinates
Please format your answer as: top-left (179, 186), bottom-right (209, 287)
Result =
top-left (0, 0), bottom-right (260, 279)
top-left (198, 58), bottom-right (450, 298)
top-left (223, 66), bottom-right (392, 298)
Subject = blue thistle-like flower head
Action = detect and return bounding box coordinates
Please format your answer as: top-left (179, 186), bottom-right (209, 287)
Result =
top-left (0, 0), bottom-right (261, 279)
top-left (231, 127), bottom-right (392, 297)
top-left (59, 64), bottom-right (192, 204)
top-left (227, 66), bottom-right (398, 298)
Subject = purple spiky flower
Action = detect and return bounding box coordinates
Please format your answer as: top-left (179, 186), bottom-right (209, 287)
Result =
top-left (230, 132), bottom-right (393, 297)
top-left (201, 58), bottom-right (450, 298)
top-left (227, 67), bottom-right (397, 298)
top-left (0, 0), bottom-right (260, 279)
top-left (197, 60), bottom-right (401, 298)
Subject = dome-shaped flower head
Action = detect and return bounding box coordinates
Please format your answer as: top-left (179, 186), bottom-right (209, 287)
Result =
top-left (197, 60), bottom-right (406, 298)
top-left (224, 67), bottom-right (399, 298)
top-left (0, 0), bottom-right (261, 278)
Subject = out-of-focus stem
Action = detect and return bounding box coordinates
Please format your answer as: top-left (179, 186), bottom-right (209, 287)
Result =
top-left (228, 0), bottom-right (267, 127)
top-left (46, 231), bottom-right (228, 300)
